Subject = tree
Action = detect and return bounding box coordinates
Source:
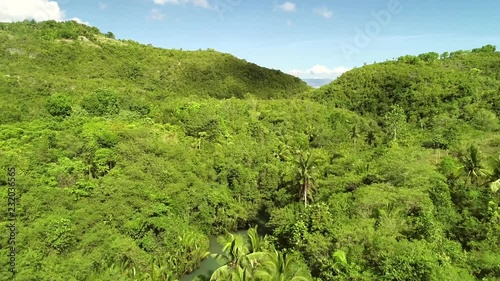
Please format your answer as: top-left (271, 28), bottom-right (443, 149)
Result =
top-left (294, 150), bottom-right (320, 208)
top-left (210, 228), bottom-right (268, 281)
top-left (384, 105), bottom-right (407, 142)
top-left (46, 93), bottom-right (72, 117)
top-left (44, 218), bottom-right (75, 254)
top-left (459, 145), bottom-right (489, 185)
top-left (91, 148), bottom-right (117, 178)
top-left (418, 52), bottom-right (439, 63)
top-left (81, 88), bottom-right (120, 116)
top-left (366, 130), bottom-right (377, 146)
top-left (247, 225), bottom-right (266, 254)
top-left (348, 125), bottom-right (360, 145)
top-left (472, 44), bottom-right (496, 53)
top-left (210, 233), bottom-right (248, 280)
top-left (256, 250), bottom-right (311, 281)
top-left (105, 31), bottom-right (115, 39)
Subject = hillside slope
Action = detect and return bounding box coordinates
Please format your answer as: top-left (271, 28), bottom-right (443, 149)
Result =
top-left (0, 20), bottom-right (310, 122)
top-left (313, 45), bottom-right (500, 124)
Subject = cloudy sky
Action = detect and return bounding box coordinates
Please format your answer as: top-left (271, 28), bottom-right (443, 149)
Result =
top-left (1, 0), bottom-right (500, 79)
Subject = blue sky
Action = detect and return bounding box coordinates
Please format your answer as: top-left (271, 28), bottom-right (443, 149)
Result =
top-left (2, 0), bottom-right (500, 79)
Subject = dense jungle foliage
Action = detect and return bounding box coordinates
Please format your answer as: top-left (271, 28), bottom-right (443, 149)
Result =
top-left (0, 21), bottom-right (500, 281)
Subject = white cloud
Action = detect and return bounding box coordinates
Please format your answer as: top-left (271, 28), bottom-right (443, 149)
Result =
top-left (148, 9), bottom-right (165, 21)
top-left (0, 0), bottom-right (64, 22)
top-left (314, 7), bottom-right (333, 19)
top-left (154, 0), bottom-right (210, 9)
top-left (277, 2), bottom-right (296, 12)
top-left (0, 0), bottom-right (91, 25)
top-left (288, 65), bottom-right (351, 79)
top-left (69, 17), bottom-right (90, 26)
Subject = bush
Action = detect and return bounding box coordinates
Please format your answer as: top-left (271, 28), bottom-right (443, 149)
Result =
top-left (471, 108), bottom-right (499, 131)
top-left (81, 89), bottom-right (120, 116)
top-left (46, 93), bottom-right (72, 117)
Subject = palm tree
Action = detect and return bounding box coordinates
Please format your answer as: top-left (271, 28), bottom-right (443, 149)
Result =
top-left (243, 226), bottom-right (269, 273)
top-left (209, 227), bottom-right (313, 281)
top-left (459, 145), bottom-right (489, 185)
top-left (349, 125), bottom-right (360, 144)
top-left (256, 250), bottom-right (311, 281)
top-left (210, 229), bottom-right (268, 281)
top-left (373, 202), bottom-right (406, 233)
top-left (141, 256), bottom-right (179, 281)
top-left (247, 225), bottom-right (265, 253)
top-left (178, 231), bottom-right (210, 275)
top-left (231, 266), bottom-right (250, 281)
top-left (294, 150), bottom-right (319, 208)
top-left (366, 130), bottom-right (376, 146)
top-left (210, 232), bottom-right (248, 281)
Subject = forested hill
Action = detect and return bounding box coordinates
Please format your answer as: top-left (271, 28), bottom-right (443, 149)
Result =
top-left (0, 20), bottom-right (310, 122)
top-left (312, 45), bottom-right (500, 123)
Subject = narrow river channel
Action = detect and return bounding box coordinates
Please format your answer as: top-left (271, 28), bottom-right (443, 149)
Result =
top-left (180, 216), bottom-right (270, 281)
top-left (179, 229), bottom-right (248, 281)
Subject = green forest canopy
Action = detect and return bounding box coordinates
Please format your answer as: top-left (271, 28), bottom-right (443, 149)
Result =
top-left (0, 20), bottom-right (500, 281)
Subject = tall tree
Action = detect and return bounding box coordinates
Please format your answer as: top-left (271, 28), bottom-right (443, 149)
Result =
top-left (459, 145), bottom-right (489, 185)
top-left (210, 233), bottom-right (247, 281)
top-left (294, 150), bottom-right (320, 208)
top-left (210, 228), bottom-right (267, 281)
top-left (384, 105), bottom-right (407, 142)
top-left (349, 125), bottom-right (360, 145)
top-left (256, 250), bottom-right (311, 281)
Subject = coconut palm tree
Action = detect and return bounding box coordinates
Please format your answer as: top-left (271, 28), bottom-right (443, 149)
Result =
top-left (247, 225), bottom-right (265, 253)
top-left (210, 232), bottom-right (250, 281)
top-left (256, 250), bottom-right (311, 281)
top-left (210, 227), bottom-right (270, 281)
top-left (459, 145), bottom-right (489, 185)
top-left (366, 130), bottom-right (377, 146)
top-left (294, 150), bottom-right (319, 208)
top-left (349, 125), bottom-right (360, 144)
top-left (177, 232), bottom-right (210, 275)
top-left (209, 227), bottom-right (314, 281)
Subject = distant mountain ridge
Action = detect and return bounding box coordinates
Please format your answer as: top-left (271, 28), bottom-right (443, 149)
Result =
top-left (302, 78), bottom-right (334, 88)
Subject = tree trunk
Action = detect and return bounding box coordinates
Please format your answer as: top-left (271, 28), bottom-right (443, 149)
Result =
top-left (304, 180), bottom-right (308, 208)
